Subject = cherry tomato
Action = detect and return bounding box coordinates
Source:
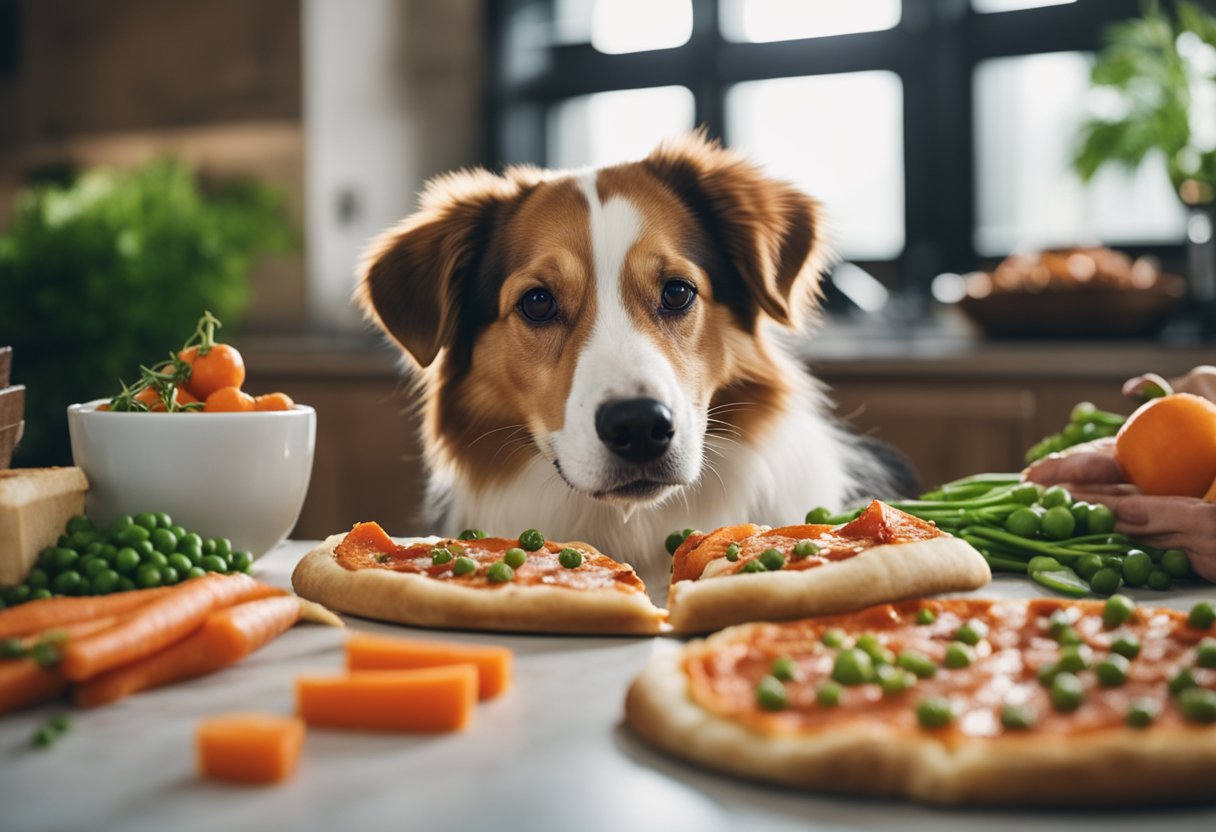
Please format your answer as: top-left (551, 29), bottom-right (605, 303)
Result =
top-left (253, 392), bottom-right (294, 412)
top-left (204, 386), bottom-right (255, 413)
top-left (180, 343), bottom-right (246, 400)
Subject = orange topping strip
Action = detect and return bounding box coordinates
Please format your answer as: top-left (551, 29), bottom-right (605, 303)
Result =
top-left (672, 501), bottom-right (943, 583)
top-left (686, 597), bottom-right (1212, 740)
top-left (332, 523), bottom-right (646, 594)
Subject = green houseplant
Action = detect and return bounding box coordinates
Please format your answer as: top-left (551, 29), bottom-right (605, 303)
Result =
top-left (0, 159), bottom-right (294, 465)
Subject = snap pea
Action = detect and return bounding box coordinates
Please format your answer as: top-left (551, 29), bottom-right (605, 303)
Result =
top-left (1031, 567), bottom-right (1090, 598)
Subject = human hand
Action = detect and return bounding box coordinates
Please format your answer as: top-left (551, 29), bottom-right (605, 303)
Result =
top-left (1022, 437), bottom-right (1123, 487)
top-left (1123, 365), bottom-right (1216, 404)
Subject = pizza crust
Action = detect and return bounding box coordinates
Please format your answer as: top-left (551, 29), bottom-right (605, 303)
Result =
top-left (666, 536), bottom-right (991, 634)
top-left (292, 535), bottom-right (667, 635)
top-left (624, 641), bottom-right (1216, 807)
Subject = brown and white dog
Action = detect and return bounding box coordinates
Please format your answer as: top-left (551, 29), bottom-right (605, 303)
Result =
top-left (357, 133), bottom-right (898, 589)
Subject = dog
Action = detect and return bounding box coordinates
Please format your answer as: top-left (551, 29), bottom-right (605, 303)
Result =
top-left (356, 133), bottom-right (907, 591)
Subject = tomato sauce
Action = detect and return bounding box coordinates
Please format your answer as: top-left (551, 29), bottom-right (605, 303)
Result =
top-left (334, 523), bottom-right (646, 593)
top-left (686, 597), bottom-right (1213, 740)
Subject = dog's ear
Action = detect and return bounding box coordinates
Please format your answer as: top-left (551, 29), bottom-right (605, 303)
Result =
top-left (356, 168), bottom-right (536, 367)
top-left (643, 132), bottom-right (830, 326)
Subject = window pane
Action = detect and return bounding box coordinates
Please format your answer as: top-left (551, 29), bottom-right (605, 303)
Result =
top-left (974, 52), bottom-right (1187, 255)
top-left (726, 72), bottom-right (905, 260)
top-left (721, 0), bottom-right (900, 43)
top-left (972, 0), bottom-right (1075, 12)
top-left (547, 86), bottom-right (696, 169)
top-left (554, 0), bottom-right (692, 54)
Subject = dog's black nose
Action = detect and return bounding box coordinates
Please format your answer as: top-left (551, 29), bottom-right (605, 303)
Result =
top-left (595, 398), bottom-right (674, 463)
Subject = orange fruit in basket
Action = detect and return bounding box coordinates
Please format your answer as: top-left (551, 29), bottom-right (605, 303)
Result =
top-left (1114, 393), bottom-right (1216, 498)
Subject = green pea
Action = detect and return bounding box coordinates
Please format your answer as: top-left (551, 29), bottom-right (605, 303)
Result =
top-left (1168, 667), bottom-right (1196, 695)
top-left (758, 548), bottom-right (785, 571)
top-left (3, 585), bottom-right (30, 605)
top-left (1196, 638), bottom-right (1216, 669)
top-left (916, 608), bottom-right (936, 626)
top-left (805, 507), bottom-right (833, 524)
top-left (145, 551), bottom-right (168, 568)
top-left (955, 619), bottom-right (988, 646)
top-left (212, 538), bottom-right (233, 559)
top-left (1040, 485), bottom-right (1071, 509)
top-left (831, 648), bottom-right (874, 686)
top-left (31, 726), bottom-right (57, 748)
top-left (1161, 549), bottom-right (1191, 579)
top-left (503, 548), bottom-right (527, 569)
top-left (1120, 551), bottom-right (1152, 587)
top-left (117, 525), bottom-right (150, 547)
top-left (1189, 601), bottom-right (1215, 630)
top-left (518, 529), bottom-right (545, 552)
top-left (114, 548), bottom-right (140, 575)
top-left (69, 530), bottom-right (99, 550)
top-left (176, 532), bottom-right (202, 552)
top-left (186, 566), bottom-right (207, 580)
top-left (664, 530), bottom-right (686, 555)
top-left (1069, 501), bottom-right (1091, 533)
top-left (1111, 633), bottom-right (1141, 659)
top-left (740, 560), bottom-right (767, 573)
top-left (876, 665), bottom-right (914, 696)
top-left (52, 547), bottom-right (79, 572)
top-left (452, 556), bottom-right (477, 576)
top-left (100, 544), bottom-right (118, 563)
top-left (820, 628), bottom-right (847, 648)
top-left (107, 515), bottom-right (134, 538)
top-left (1086, 504), bottom-right (1116, 535)
top-left (136, 565), bottom-right (162, 589)
top-left (1095, 653), bottom-right (1130, 687)
top-left (897, 650), bottom-right (937, 679)
top-left (81, 557), bottom-right (108, 578)
top-left (200, 555), bottom-right (228, 573)
top-left (793, 540), bottom-right (819, 558)
top-left (1056, 626), bottom-right (1083, 646)
top-left (201, 538), bottom-right (216, 556)
top-left (724, 543), bottom-right (740, 562)
top-left (1040, 506), bottom-right (1076, 540)
top-left (431, 547), bottom-right (454, 565)
top-left (944, 642), bottom-right (974, 669)
top-left (166, 553), bottom-right (192, 574)
top-left (152, 512), bottom-right (172, 529)
top-left (915, 696), bottom-right (953, 729)
top-left (36, 547), bottom-right (57, 570)
top-left (817, 681), bottom-right (842, 707)
top-left (0, 637), bottom-right (26, 659)
top-left (66, 515), bottom-right (94, 534)
top-left (1011, 483), bottom-right (1042, 504)
top-left (1101, 555), bottom-right (1123, 570)
top-left (25, 569), bottom-right (49, 590)
top-left (1027, 555), bottom-right (1062, 574)
top-left (117, 577), bottom-right (136, 592)
top-left (1089, 567), bottom-right (1123, 596)
top-left (160, 566), bottom-right (180, 585)
top-left (771, 656), bottom-right (800, 682)
top-left (486, 561), bottom-right (514, 583)
top-left (457, 528), bottom-right (486, 541)
top-left (133, 512), bottom-right (158, 531)
top-left (856, 633), bottom-right (894, 665)
top-left (1146, 568), bottom-right (1173, 591)
top-left (1050, 671), bottom-right (1084, 712)
top-left (1000, 702), bottom-right (1037, 731)
top-left (1179, 688), bottom-right (1216, 724)
top-left (51, 571), bottom-right (83, 595)
top-left (90, 569), bottom-right (119, 595)
top-left (29, 642), bottom-right (61, 669)
top-left (1004, 507), bottom-right (1041, 538)
top-left (1126, 697), bottom-right (1160, 728)
top-left (755, 675), bottom-right (788, 711)
top-left (133, 540), bottom-right (154, 559)
top-left (1102, 594), bottom-right (1135, 628)
top-left (30, 589), bottom-right (51, 601)
top-left (558, 548), bottom-right (583, 569)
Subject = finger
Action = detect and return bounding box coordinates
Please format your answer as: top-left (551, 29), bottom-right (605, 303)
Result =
top-left (1123, 373), bottom-right (1172, 400)
top-left (1112, 495), bottom-right (1216, 541)
top-left (1066, 483), bottom-right (1140, 498)
top-left (1023, 452), bottom-right (1124, 487)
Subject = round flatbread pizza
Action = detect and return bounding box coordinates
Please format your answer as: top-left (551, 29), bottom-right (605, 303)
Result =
top-left (666, 500), bottom-right (992, 633)
top-left (625, 595), bottom-right (1216, 807)
top-left (292, 522), bottom-right (666, 635)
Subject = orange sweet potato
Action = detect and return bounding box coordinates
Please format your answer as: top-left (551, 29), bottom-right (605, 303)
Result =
top-left (197, 713), bottom-right (305, 785)
top-left (296, 665), bottom-right (477, 732)
top-left (345, 634), bottom-right (512, 700)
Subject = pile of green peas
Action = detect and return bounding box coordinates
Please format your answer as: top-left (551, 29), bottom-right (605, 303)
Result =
top-left (0, 512), bottom-right (254, 609)
top-left (1025, 401), bottom-right (1125, 464)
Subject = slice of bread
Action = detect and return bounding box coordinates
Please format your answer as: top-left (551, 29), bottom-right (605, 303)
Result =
top-left (0, 468), bottom-right (89, 585)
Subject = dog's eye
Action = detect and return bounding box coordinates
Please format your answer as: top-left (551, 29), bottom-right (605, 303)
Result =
top-left (660, 278), bottom-right (697, 313)
top-left (518, 287), bottom-right (558, 324)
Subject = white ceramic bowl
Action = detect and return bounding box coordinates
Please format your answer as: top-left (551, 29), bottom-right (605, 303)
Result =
top-left (67, 400), bottom-right (316, 558)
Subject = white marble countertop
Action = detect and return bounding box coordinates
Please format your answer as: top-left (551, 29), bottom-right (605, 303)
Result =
top-left (2, 541), bottom-right (1215, 832)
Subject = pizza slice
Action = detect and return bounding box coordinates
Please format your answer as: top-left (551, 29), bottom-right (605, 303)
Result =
top-left (665, 500), bottom-right (991, 633)
top-left (625, 596), bottom-right (1216, 806)
top-left (292, 522), bottom-right (666, 635)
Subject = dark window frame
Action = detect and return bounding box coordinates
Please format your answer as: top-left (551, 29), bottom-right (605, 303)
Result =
top-left (485, 0), bottom-right (1187, 297)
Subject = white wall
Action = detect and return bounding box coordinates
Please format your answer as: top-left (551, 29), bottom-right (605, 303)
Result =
top-left (302, 0), bottom-right (483, 329)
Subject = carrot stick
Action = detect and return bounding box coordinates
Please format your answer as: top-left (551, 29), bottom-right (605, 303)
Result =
top-left (296, 665), bottom-right (478, 732)
top-left (0, 659), bottom-right (67, 715)
top-left (0, 588), bottom-right (172, 640)
top-left (61, 574), bottom-right (284, 683)
top-left (346, 634), bottom-right (513, 700)
top-left (197, 714), bottom-right (306, 785)
top-left (19, 617), bottom-right (116, 650)
top-left (74, 595), bottom-right (300, 708)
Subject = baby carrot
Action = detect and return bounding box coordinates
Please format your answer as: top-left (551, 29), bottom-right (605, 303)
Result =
top-left (75, 595), bottom-right (300, 708)
top-left (0, 588), bottom-right (172, 640)
top-left (0, 659), bottom-right (67, 716)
